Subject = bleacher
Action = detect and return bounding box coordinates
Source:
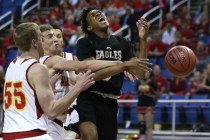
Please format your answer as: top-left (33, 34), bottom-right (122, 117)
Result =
top-left (0, 0), bottom-right (27, 17)
top-left (118, 91), bottom-right (210, 127)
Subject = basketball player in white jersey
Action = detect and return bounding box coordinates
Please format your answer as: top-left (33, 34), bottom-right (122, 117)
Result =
top-left (39, 24), bottom-right (152, 140)
top-left (40, 24), bottom-right (79, 139)
top-left (2, 23), bottom-right (96, 140)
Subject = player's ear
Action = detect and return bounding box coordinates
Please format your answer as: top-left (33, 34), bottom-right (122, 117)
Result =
top-left (32, 39), bottom-right (38, 49)
top-left (87, 26), bottom-right (93, 31)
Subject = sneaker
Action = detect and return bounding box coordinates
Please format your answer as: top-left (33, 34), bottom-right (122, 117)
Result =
top-left (125, 120), bottom-right (131, 129)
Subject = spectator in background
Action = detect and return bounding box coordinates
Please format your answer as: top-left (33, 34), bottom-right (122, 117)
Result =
top-left (170, 32), bottom-right (189, 49)
top-left (180, 21), bottom-right (194, 41)
top-left (48, 15), bottom-right (60, 26)
top-left (104, 0), bottom-right (124, 16)
top-left (169, 76), bottom-right (186, 95)
top-left (196, 41), bottom-right (209, 72)
top-left (188, 71), bottom-right (204, 95)
top-left (185, 13), bottom-right (198, 31)
top-left (105, 0), bottom-right (118, 11)
top-left (63, 15), bottom-right (77, 39)
top-left (133, 0), bottom-right (152, 14)
top-left (196, 0), bottom-right (210, 36)
top-left (67, 26), bottom-right (85, 54)
top-left (107, 12), bottom-right (122, 33)
top-left (151, 65), bottom-right (167, 94)
top-left (147, 31), bottom-right (167, 58)
top-left (2, 29), bottom-right (15, 51)
top-left (136, 72), bottom-right (158, 140)
top-left (73, 0), bottom-right (89, 25)
top-left (47, 6), bottom-right (63, 25)
top-left (176, 5), bottom-right (189, 22)
top-left (161, 21), bottom-right (177, 46)
top-left (88, 0), bottom-right (103, 8)
top-left (60, 0), bottom-right (73, 11)
top-left (120, 6), bottom-right (135, 26)
top-left (196, 41), bottom-right (209, 60)
top-left (160, 12), bottom-right (180, 30)
top-left (47, 7), bottom-right (61, 23)
top-left (197, 12), bottom-right (210, 36)
top-left (31, 10), bottom-right (45, 25)
top-left (187, 34), bottom-right (198, 52)
top-left (196, 64), bottom-right (210, 94)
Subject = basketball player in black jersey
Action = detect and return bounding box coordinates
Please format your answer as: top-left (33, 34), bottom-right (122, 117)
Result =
top-left (71, 8), bottom-right (151, 140)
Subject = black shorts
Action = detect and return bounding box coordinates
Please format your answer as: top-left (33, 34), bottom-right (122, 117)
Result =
top-left (73, 92), bottom-right (118, 140)
top-left (138, 94), bottom-right (155, 107)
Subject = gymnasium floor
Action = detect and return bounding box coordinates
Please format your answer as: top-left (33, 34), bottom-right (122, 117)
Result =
top-left (118, 134), bottom-right (210, 140)
top-left (117, 129), bottom-right (210, 140)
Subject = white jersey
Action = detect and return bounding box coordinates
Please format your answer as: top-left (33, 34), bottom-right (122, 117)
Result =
top-left (40, 53), bottom-right (75, 140)
top-left (3, 58), bottom-right (48, 136)
top-left (40, 52), bottom-right (74, 101)
top-left (55, 52), bottom-right (74, 100)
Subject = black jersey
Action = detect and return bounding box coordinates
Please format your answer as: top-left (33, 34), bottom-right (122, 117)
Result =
top-left (77, 33), bottom-right (135, 95)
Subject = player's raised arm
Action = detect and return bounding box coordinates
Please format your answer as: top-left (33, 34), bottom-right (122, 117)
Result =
top-left (130, 18), bottom-right (151, 79)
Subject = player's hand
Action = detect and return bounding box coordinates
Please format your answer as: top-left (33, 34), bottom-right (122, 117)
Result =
top-left (75, 70), bottom-right (95, 91)
top-left (124, 71), bottom-right (138, 82)
top-left (125, 58), bottom-right (152, 80)
top-left (125, 58), bottom-right (152, 73)
top-left (136, 18), bottom-right (150, 40)
top-left (50, 73), bottom-right (63, 94)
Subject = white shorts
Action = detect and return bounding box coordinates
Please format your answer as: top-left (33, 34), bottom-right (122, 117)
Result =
top-left (48, 120), bottom-right (78, 140)
top-left (16, 134), bottom-right (52, 140)
top-left (48, 120), bottom-right (65, 140)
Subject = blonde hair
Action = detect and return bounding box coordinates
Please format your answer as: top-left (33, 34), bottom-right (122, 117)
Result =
top-left (13, 23), bottom-right (39, 51)
top-left (39, 24), bottom-right (53, 33)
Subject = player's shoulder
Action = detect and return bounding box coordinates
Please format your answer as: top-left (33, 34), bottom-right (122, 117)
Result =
top-left (27, 62), bottom-right (49, 86)
top-left (42, 55), bottom-right (61, 64)
top-left (111, 35), bottom-right (130, 43)
top-left (77, 36), bottom-right (93, 49)
top-left (29, 62), bottom-right (48, 75)
top-left (77, 36), bottom-right (89, 43)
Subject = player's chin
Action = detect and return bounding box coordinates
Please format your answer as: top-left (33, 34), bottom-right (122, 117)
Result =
top-left (99, 22), bottom-right (109, 28)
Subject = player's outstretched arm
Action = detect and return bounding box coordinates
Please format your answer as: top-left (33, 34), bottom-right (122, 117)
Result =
top-left (44, 55), bottom-right (121, 73)
top-left (93, 58), bottom-right (152, 81)
top-left (28, 64), bottom-right (95, 120)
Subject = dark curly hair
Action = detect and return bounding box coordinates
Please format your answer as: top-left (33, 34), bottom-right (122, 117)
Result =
top-left (80, 7), bottom-right (98, 34)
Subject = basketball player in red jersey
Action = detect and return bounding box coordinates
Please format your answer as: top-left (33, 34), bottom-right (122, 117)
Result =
top-left (2, 22), bottom-right (95, 140)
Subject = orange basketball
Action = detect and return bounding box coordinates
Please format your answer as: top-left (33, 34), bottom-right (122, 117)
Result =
top-left (165, 46), bottom-right (197, 77)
